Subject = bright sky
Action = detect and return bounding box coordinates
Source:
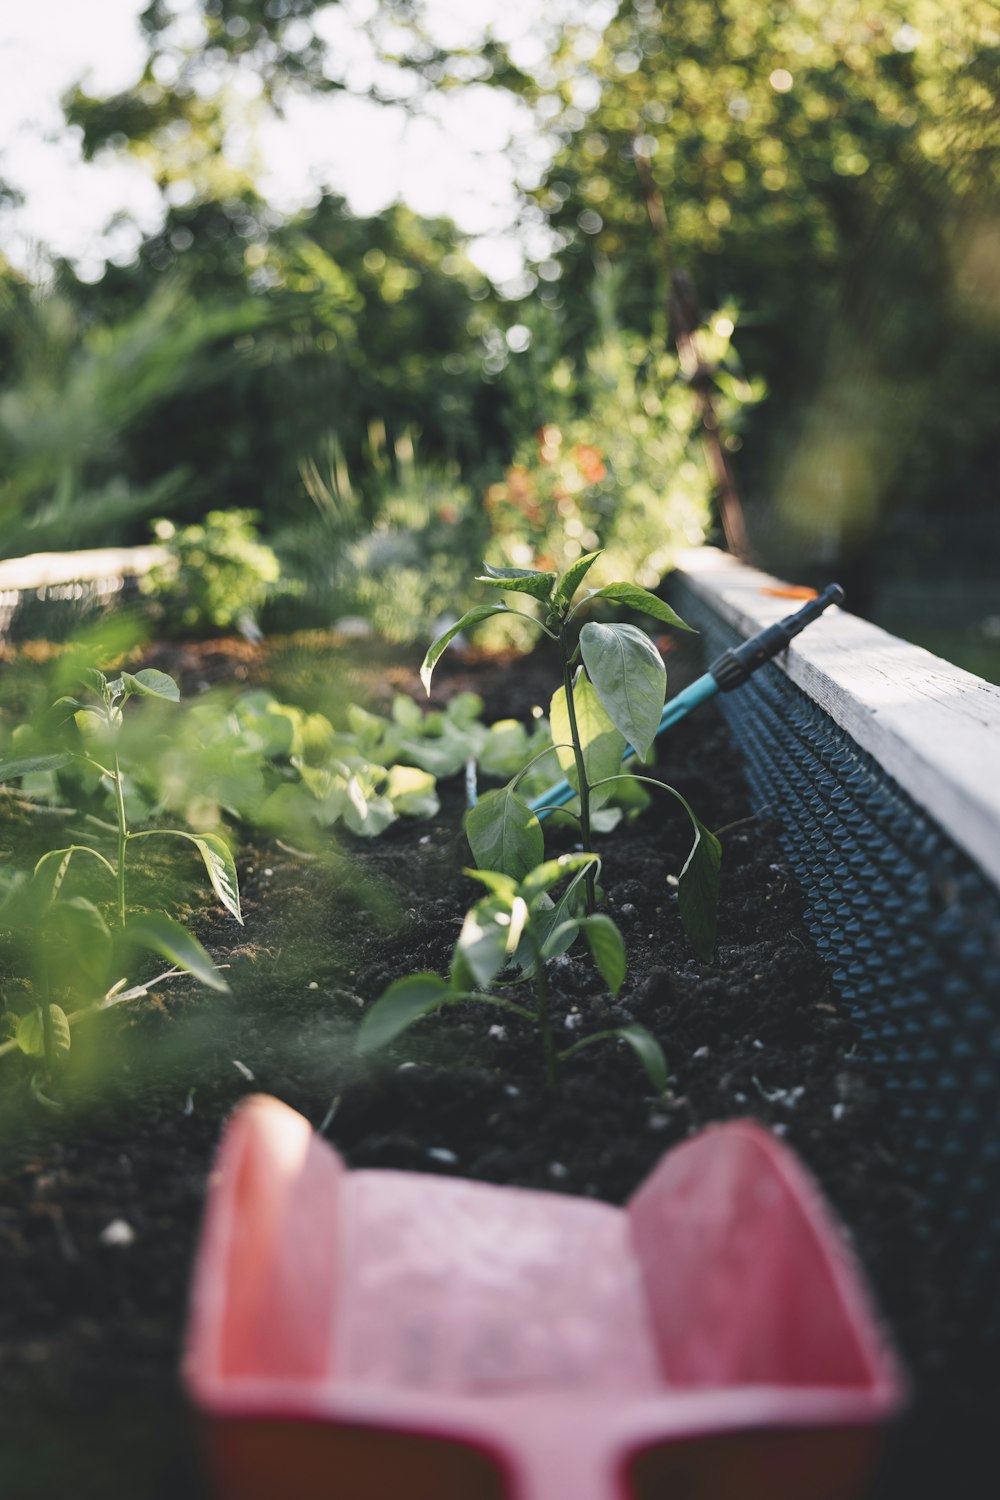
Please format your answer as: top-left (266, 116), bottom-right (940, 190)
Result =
top-left (0, 0), bottom-right (615, 287)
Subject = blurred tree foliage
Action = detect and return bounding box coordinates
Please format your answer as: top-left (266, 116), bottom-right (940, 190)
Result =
top-left (0, 0), bottom-right (996, 613)
top-left (527, 0), bottom-right (1000, 593)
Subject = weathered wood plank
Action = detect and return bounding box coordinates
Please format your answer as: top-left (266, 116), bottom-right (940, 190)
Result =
top-left (0, 546), bottom-right (167, 592)
top-left (674, 547), bottom-right (1000, 890)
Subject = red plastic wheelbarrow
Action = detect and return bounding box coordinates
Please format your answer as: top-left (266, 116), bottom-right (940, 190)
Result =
top-left (184, 1095), bottom-right (906, 1500)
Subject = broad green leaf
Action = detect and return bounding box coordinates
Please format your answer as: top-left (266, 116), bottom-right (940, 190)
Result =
top-left (356, 973), bottom-right (450, 1055)
top-left (17, 1005), bottom-right (71, 1060)
top-left (456, 897), bottom-right (511, 987)
top-left (513, 859), bottom-right (596, 976)
top-left (48, 897), bottom-right (112, 987)
top-left (342, 776), bottom-right (396, 838)
top-left (445, 691), bottom-right (485, 727)
top-left (126, 912), bottom-right (230, 993)
top-left (579, 622), bottom-right (666, 759)
top-left (550, 674), bottom-right (625, 812)
top-left (348, 702), bottom-right (390, 751)
top-left (551, 550), bottom-right (603, 613)
top-left (466, 784), bottom-right (543, 880)
top-left (0, 752), bottom-right (74, 782)
top-left (122, 668), bottom-right (180, 702)
top-left (420, 605), bottom-right (510, 694)
top-left (390, 694), bottom-right (423, 731)
top-left (462, 867), bottom-right (518, 902)
top-left (386, 764), bottom-right (439, 819)
top-left (586, 583), bottom-right (696, 632)
top-left (678, 816), bottom-right (722, 963)
top-left (617, 1024), bottom-right (668, 1093)
top-left (475, 563), bottom-right (557, 602)
top-left (581, 913), bottom-right (627, 997)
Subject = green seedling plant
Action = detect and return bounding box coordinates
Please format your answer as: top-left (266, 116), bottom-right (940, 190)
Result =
top-left (421, 552), bottom-right (722, 961)
top-left (0, 667), bottom-right (240, 1084)
top-left (357, 852), bottom-right (667, 1092)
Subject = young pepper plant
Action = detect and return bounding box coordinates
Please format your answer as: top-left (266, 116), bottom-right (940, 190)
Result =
top-left (420, 553), bottom-right (722, 961)
top-left (356, 853), bottom-right (667, 1092)
top-left (0, 668), bottom-right (240, 1006)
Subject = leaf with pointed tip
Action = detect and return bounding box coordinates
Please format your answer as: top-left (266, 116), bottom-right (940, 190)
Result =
top-left (616, 1024), bottom-right (668, 1093)
top-left (580, 913), bottom-right (626, 997)
top-left (475, 563), bottom-right (557, 602)
top-left (133, 830), bottom-right (242, 923)
top-left (462, 867), bottom-right (518, 902)
top-left (518, 852), bottom-right (600, 907)
top-left (580, 622), bottom-right (666, 759)
top-left (420, 605), bottom-right (510, 693)
top-left (466, 784), bottom-right (543, 880)
top-left (48, 896), bottom-right (112, 987)
top-left (122, 669), bottom-right (180, 702)
top-left (125, 912), bottom-right (229, 993)
top-left (0, 753), bottom-right (74, 783)
top-left (586, 583), bottom-right (696, 631)
top-left (678, 816), bottom-right (722, 963)
top-left (356, 973), bottom-right (450, 1055)
top-left (551, 551), bottom-right (603, 613)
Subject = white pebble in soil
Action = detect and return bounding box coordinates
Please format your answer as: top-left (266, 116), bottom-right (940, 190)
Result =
top-left (692, 1046), bottom-right (710, 1059)
top-left (831, 1102), bottom-right (847, 1121)
top-left (548, 1162), bottom-right (569, 1180)
top-left (99, 1219), bottom-right (136, 1248)
top-left (487, 1025), bottom-right (507, 1041)
top-left (563, 1013), bottom-right (583, 1031)
top-left (427, 1147), bottom-right (459, 1166)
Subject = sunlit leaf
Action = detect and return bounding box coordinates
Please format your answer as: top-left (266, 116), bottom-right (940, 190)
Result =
top-left (125, 912), bottom-right (229, 993)
top-left (586, 583), bottom-right (696, 631)
top-left (580, 622), bottom-right (666, 759)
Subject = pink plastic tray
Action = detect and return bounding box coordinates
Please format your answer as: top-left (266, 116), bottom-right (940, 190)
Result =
top-left (184, 1095), bottom-right (905, 1499)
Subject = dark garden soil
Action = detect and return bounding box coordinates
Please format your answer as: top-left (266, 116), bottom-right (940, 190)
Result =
top-left (0, 630), bottom-right (993, 1499)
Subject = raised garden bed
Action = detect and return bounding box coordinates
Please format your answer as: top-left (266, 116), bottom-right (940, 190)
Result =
top-left (0, 559), bottom-right (996, 1498)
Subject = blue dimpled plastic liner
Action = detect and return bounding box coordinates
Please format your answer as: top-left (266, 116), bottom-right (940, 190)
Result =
top-left (674, 583), bottom-right (1000, 1344)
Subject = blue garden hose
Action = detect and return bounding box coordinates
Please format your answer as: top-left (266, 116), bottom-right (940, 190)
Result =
top-left (527, 584), bottom-right (845, 819)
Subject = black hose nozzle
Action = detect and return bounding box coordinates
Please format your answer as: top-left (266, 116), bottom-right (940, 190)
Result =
top-left (710, 583), bottom-right (844, 692)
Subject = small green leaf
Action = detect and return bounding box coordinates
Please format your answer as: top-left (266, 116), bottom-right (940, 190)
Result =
top-left (456, 897), bottom-right (511, 987)
top-left (475, 563), bottom-right (557, 602)
top-left (518, 852), bottom-right (600, 906)
top-left (462, 867), bottom-right (518, 901)
top-left (125, 913), bottom-right (230, 993)
top-left (581, 913), bottom-right (627, 997)
top-left (420, 605), bottom-right (510, 694)
top-left (17, 1005), bottom-right (71, 1060)
top-left (616, 1024), bottom-right (668, 1093)
top-left (466, 784), bottom-right (544, 881)
top-left (0, 752), bottom-right (74, 782)
top-left (586, 583), bottom-right (696, 632)
top-left (551, 550), bottom-right (603, 613)
top-left (356, 973), bottom-right (450, 1055)
top-left (122, 669), bottom-right (180, 702)
top-left (579, 622), bottom-right (666, 759)
top-left (678, 817), bottom-right (722, 963)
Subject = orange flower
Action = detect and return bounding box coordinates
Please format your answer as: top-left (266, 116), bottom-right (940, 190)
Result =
top-left (572, 444), bottom-right (606, 484)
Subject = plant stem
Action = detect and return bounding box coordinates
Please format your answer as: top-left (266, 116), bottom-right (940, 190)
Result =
top-left (559, 629), bottom-right (596, 913)
top-left (112, 750), bottom-right (128, 928)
